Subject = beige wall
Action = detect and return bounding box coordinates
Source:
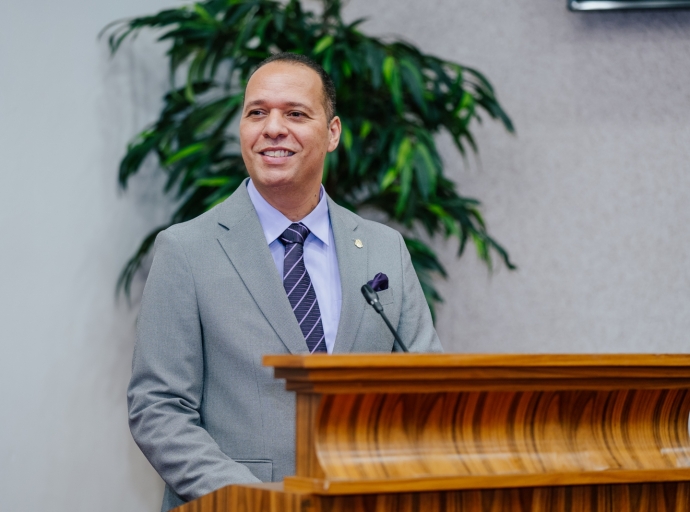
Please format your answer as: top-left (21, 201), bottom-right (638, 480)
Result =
top-left (0, 1), bottom-right (173, 510)
top-left (342, 0), bottom-right (690, 353)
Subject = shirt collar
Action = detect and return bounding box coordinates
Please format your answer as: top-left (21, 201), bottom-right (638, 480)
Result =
top-left (246, 179), bottom-right (330, 246)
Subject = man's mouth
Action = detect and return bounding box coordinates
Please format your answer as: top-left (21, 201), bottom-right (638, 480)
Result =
top-left (260, 150), bottom-right (295, 157)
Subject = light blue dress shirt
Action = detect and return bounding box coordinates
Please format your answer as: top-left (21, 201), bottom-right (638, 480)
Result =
top-left (246, 179), bottom-right (342, 354)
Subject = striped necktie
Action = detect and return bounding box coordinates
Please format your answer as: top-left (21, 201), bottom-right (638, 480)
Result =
top-left (279, 223), bottom-right (327, 353)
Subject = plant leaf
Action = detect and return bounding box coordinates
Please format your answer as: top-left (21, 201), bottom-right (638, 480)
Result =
top-left (313, 35), bottom-right (334, 55)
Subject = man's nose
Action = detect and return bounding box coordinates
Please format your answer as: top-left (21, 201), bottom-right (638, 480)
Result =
top-left (262, 110), bottom-right (288, 139)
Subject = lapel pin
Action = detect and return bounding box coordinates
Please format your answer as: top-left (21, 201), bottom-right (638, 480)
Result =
top-left (354, 239), bottom-right (363, 248)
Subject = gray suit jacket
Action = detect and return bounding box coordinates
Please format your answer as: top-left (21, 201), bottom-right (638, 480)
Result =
top-left (127, 181), bottom-right (442, 511)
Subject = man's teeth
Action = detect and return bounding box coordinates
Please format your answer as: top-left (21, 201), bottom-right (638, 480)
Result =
top-left (263, 150), bottom-right (294, 157)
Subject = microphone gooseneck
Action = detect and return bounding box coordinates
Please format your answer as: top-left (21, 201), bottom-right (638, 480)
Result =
top-left (360, 284), bottom-right (409, 353)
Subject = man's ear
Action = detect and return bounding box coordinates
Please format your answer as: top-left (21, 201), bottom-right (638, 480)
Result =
top-left (327, 116), bottom-right (341, 152)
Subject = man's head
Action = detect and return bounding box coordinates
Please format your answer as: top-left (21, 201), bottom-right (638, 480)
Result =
top-left (252, 53), bottom-right (337, 121)
top-left (239, 53), bottom-right (341, 213)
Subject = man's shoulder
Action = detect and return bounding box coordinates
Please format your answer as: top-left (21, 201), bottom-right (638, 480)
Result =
top-left (162, 184), bottom-right (252, 244)
top-left (162, 206), bottom-right (220, 244)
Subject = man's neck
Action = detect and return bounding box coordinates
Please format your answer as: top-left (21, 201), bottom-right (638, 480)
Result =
top-left (253, 182), bottom-right (321, 222)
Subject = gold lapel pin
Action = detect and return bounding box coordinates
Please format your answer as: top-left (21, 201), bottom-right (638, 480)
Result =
top-left (354, 239), bottom-right (363, 248)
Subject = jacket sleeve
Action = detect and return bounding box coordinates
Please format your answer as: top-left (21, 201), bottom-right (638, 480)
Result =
top-left (127, 230), bottom-right (260, 502)
top-left (394, 232), bottom-right (444, 353)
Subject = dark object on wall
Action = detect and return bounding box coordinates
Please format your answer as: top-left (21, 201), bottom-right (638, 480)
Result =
top-left (569, 0), bottom-right (690, 10)
top-left (104, 0), bottom-right (516, 319)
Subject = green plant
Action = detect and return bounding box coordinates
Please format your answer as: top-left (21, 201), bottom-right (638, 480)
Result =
top-left (106, 0), bottom-right (515, 319)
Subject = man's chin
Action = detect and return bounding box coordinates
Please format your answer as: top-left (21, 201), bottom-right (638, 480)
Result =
top-left (251, 169), bottom-right (298, 190)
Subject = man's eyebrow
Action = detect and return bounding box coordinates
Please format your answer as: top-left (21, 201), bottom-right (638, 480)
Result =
top-left (283, 101), bottom-right (312, 111)
top-left (244, 99), bottom-right (266, 109)
top-left (244, 99), bottom-right (314, 112)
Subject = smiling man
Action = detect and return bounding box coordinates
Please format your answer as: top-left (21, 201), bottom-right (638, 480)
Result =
top-left (128, 53), bottom-right (442, 512)
top-left (240, 56), bottom-right (340, 224)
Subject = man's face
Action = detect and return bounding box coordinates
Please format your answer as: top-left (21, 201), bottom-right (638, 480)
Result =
top-left (240, 61), bottom-right (341, 194)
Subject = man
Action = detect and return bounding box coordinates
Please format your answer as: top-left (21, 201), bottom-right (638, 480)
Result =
top-left (128, 53), bottom-right (443, 512)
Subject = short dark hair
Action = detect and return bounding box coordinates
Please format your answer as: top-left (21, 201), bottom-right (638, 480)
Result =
top-left (249, 52), bottom-right (336, 120)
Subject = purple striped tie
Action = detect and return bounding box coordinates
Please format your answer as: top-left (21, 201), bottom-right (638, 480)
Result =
top-left (279, 223), bottom-right (327, 353)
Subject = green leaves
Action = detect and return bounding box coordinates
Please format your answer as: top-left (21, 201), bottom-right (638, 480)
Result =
top-left (382, 55), bottom-right (403, 112)
top-left (164, 142), bottom-right (206, 165)
top-left (400, 57), bottom-right (426, 114)
top-left (313, 35), bottom-right (334, 54)
top-left (107, 0), bottom-right (516, 319)
top-left (413, 142), bottom-right (437, 200)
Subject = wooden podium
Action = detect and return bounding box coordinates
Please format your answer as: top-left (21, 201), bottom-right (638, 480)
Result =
top-left (175, 354), bottom-right (690, 511)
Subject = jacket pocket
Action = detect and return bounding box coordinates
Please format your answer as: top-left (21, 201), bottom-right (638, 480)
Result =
top-left (377, 288), bottom-right (394, 305)
top-left (235, 459), bottom-right (273, 482)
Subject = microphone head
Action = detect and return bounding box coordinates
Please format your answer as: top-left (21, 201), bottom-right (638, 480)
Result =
top-left (361, 283), bottom-right (384, 313)
top-left (361, 283), bottom-right (378, 305)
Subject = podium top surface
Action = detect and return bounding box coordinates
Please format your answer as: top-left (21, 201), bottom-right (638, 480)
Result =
top-left (263, 354), bottom-right (690, 393)
top-left (264, 353), bottom-right (690, 369)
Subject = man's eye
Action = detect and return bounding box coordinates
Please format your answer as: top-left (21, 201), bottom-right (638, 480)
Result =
top-left (248, 110), bottom-right (264, 116)
top-left (288, 111), bottom-right (305, 117)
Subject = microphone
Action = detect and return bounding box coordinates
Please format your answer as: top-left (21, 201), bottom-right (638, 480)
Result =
top-left (360, 284), bottom-right (409, 353)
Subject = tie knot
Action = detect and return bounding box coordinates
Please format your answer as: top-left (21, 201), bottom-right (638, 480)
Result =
top-left (279, 223), bottom-right (310, 246)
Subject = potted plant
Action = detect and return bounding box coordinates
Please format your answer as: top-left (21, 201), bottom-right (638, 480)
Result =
top-left (106, 0), bottom-right (515, 318)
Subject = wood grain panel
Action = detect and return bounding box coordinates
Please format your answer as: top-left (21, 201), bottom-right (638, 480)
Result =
top-left (295, 392), bottom-right (324, 478)
top-left (309, 390), bottom-right (690, 485)
top-left (173, 482), bottom-right (690, 512)
top-left (316, 482), bottom-right (690, 512)
top-left (173, 483), bottom-right (312, 512)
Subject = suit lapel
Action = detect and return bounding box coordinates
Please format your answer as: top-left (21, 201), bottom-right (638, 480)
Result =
top-left (216, 182), bottom-right (309, 355)
top-left (329, 198), bottom-right (368, 354)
